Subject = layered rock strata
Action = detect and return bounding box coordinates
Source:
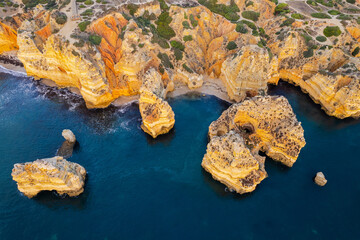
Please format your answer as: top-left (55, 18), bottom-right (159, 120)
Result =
top-left (203, 96), bottom-right (306, 193)
top-left (139, 68), bottom-right (175, 138)
top-left (12, 156), bottom-right (86, 198)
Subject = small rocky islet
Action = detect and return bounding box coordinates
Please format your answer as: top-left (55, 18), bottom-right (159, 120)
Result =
top-left (2, 0), bottom-right (360, 196)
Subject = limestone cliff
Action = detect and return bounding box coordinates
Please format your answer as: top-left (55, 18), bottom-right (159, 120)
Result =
top-left (220, 45), bottom-right (270, 102)
top-left (12, 156), bottom-right (86, 198)
top-left (202, 131), bottom-right (267, 194)
top-left (268, 31), bottom-right (360, 119)
top-left (0, 22), bottom-right (18, 54)
top-left (203, 96), bottom-right (305, 193)
top-left (139, 68), bottom-right (175, 138)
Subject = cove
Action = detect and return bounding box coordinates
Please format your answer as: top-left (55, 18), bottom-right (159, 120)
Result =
top-left (1, 72), bottom-right (360, 239)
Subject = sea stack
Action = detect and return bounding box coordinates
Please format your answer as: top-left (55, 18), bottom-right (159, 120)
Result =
top-left (62, 129), bottom-right (76, 143)
top-left (202, 96), bottom-right (306, 194)
top-left (314, 172), bottom-right (327, 186)
top-left (12, 156), bottom-right (86, 198)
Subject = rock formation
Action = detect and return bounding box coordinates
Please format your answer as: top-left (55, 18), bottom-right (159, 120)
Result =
top-left (62, 129), bottom-right (76, 143)
top-left (203, 96), bottom-right (306, 193)
top-left (202, 131), bottom-right (267, 194)
top-left (220, 45), bottom-right (270, 102)
top-left (57, 129), bottom-right (77, 158)
top-left (0, 22), bottom-right (18, 54)
top-left (12, 156), bottom-right (86, 198)
top-left (314, 172), bottom-right (327, 186)
top-left (139, 68), bottom-right (175, 138)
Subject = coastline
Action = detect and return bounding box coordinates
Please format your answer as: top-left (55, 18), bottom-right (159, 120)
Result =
top-left (0, 56), bottom-right (233, 106)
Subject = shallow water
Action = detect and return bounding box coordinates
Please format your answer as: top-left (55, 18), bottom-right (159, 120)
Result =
top-left (0, 72), bottom-right (359, 240)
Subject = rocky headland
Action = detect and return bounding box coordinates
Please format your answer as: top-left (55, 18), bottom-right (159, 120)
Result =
top-left (1, 0), bottom-right (359, 194)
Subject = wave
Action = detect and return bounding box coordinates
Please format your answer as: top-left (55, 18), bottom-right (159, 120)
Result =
top-left (0, 64), bottom-right (27, 78)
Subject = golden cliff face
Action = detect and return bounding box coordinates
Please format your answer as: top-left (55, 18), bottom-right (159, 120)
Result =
top-left (139, 68), bottom-right (175, 138)
top-left (12, 156), bottom-right (86, 198)
top-left (0, 22), bottom-right (18, 54)
top-left (268, 31), bottom-right (360, 119)
top-left (202, 131), bottom-right (267, 194)
top-left (220, 45), bottom-right (270, 102)
top-left (203, 96), bottom-right (305, 194)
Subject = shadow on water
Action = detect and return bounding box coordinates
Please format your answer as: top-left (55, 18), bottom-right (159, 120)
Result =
top-left (32, 175), bottom-right (90, 210)
top-left (268, 81), bottom-right (360, 130)
top-left (145, 127), bottom-right (176, 146)
top-left (201, 169), bottom-right (256, 200)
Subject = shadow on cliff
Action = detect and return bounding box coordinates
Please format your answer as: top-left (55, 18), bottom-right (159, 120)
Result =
top-left (268, 81), bottom-right (360, 130)
top-left (32, 175), bottom-right (90, 210)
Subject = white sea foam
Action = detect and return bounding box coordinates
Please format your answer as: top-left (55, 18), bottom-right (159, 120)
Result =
top-left (0, 65), bottom-right (27, 77)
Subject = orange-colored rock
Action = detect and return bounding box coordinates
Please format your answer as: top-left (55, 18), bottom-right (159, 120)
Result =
top-left (0, 22), bottom-right (18, 54)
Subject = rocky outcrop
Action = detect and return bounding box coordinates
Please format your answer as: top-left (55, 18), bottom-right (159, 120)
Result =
top-left (12, 156), bottom-right (86, 198)
top-left (62, 129), bottom-right (76, 143)
top-left (202, 131), bottom-right (267, 194)
top-left (0, 22), bottom-right (18, 54)
top-left (220, 45), bottom-right (270, 102)
top-left (139, 68), bottom-right (175, 138)
top-left (203, 96), bottom-right (305, 193)
top-left (268, 31), bottom-right (360, 119)
top-left (314, 172), bottom-right (327, 186)
top-left (57, 129), bottom-right (76, 158)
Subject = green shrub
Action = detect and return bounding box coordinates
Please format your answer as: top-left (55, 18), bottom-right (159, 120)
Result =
top-left (157, 52), bottom-right (173, 69)
top-left (346, 0), bottom-right (355, 4)
top-left (281, 18), bottom-right (295, 27)
top-left (291, 13), bottom-right (305, 19)
top-left (155, 12), bottom-right (176, 40)
top-left (173, 48), bottom-right (183, 60)
top-left (241, 11), bottom-right (260, 22)
top-left (183, 35), bottom-right (193, 42)
top-left (323, 26), bottom-right (341, 37)
top-left (241, 20), bottom-right (256, 30)
top-left (84, 0), bottom-right (93, 5)
top-left (275, 3), bottom-right (290, 15)
top-left (328, 10), bottom-right (340, 15)
top-left (182, 21), bottom-right (191, 29)
top-left (226, 41), bottom-right (237, 50)
top-left (236, 23), bottom-right (248, 33)
top-left (352, 47), bottom-right (360, 56)
top-left (337, 14), bottom-right (352, 20)
top-left (182, 64), bottom-right (193, 73)
top-left (127, 4), bottom-right (139, 15)
top-left (303, 48), bottom-right (314, 58)
top-left (189, 14), bottom-right (198, 27)
top-left (198, 0), bottom-right (240, 21)
top-left (55, 13), bottom-right (67, 25)
top-left (81, 9), bottom-right (93, 16)
top-left (315, 0), bottom-right (334, 7)
top-left (78, 21), bottom-right (90, 32)
top-left (89, 35), bottom-right (102, 45)
top-left (170, 40), bottom-right (185, 51)
top-left (316, 36), bottom-right (327, 42)
top-left (311, 12), bottom-right (331, 19)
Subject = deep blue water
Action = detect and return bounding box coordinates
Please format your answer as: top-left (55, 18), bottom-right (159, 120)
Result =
top-left (0, 71), bottom-right (360, 240)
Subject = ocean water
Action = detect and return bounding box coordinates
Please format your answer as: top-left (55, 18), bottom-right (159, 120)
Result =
top-left (0, 71), bottom-right (359, 240)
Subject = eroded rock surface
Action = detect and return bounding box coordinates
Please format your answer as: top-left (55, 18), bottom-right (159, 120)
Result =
top-left (203, 96), bottom-right (306, 193)
top-left (139, 68), bottom-right (175, 138)
top-left (12, 156), bottom-right (86, 198)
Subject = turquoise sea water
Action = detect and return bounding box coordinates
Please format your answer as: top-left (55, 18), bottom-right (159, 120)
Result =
top-left (0, 70), bottom-right (360, 240)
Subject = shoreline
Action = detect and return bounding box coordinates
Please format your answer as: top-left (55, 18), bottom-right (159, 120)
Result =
top-left (0, 58), bottom-right (233, 106)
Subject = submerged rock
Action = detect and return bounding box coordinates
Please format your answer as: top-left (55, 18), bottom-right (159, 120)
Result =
top-left (314, 172), bottom-right (327, 186)
top-left (203, 96), bottom-right (306, 194)
top-left (62, 129), bottom-right (76, 143)
top-left (12, 156), bottom-right (86, 198)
